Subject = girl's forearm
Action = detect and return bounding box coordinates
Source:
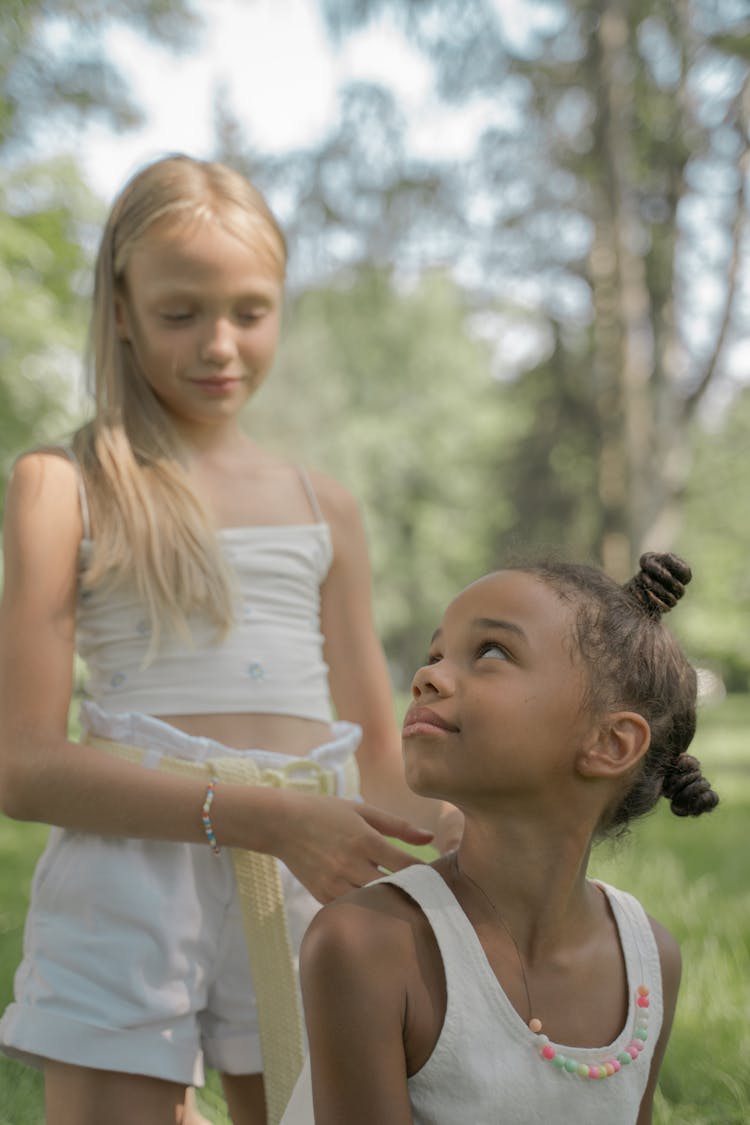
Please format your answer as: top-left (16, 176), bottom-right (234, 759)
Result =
top-left (0, 728), bottom-right (433, 904)
top-left (0, 728), bottom-right (284, 852)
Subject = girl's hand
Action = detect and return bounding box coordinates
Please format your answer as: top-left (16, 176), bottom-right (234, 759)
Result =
top-left (272, 792), bottom-right (433, 904)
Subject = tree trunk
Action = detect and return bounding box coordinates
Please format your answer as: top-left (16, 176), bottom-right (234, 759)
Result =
top-left (589, 1), bottom-right (648, 579)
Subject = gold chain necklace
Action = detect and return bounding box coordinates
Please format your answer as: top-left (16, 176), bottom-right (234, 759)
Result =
top-left (452, 850), bottom-right (543, 1033)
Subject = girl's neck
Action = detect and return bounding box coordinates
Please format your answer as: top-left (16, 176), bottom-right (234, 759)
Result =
top-left (448, 816), bottom-right (600, 962)
top-left (172, 416), bottom-right (249, 457)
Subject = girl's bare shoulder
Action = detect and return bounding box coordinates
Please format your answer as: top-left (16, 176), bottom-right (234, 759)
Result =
top-left (304, 467), bottom-right (359, 523)
top-left (11, 445), bottom-right (78, 482)
top-left (301, 878), bottom-right (431, 972)
top-left (6, 448), bottom-right (82, 540)
top-left (1, 449), bottom-right (82, 631)
top-left (300, 875), bottom-right (446, 1074)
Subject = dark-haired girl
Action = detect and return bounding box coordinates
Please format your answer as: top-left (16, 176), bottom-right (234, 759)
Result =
top-left (281, 554), bottom-right (718, 1125)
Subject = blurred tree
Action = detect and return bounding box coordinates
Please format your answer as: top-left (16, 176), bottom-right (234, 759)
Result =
top-left (225, 0), bottom-right (750, 579)
top-left (486, 325), bottom-right (603, 565)
top-left (0, 0), bottom-right (203, 505)
top-left (0, 157), bottom-right (99, 488)
top-left (217, 80), bottom-right (467, 295)
top-left (677, 387), bottom-right (750, 691)
top-left (1, 0), bottom-right (201, 154)
top-left (249, 266), bottom-right (521, 681)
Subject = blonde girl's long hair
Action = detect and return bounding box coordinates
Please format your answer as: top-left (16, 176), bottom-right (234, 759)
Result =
top-left (73, 154), bottom-right (287, 650)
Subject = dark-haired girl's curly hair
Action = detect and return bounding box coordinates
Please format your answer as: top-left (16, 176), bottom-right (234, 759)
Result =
top-left (514, 552), bottom-right (719, 836)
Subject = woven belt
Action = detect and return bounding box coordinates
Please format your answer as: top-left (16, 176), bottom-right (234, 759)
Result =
top-left (89, 735), bottom-right (345, 1125)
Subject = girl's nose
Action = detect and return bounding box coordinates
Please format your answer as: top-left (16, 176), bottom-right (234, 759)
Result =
top-left (411, 659), bottom-right (454, 701)
top-left (201, 319), bottom-right (237, 364)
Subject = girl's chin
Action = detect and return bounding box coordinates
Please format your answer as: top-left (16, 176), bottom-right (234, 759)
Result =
top-left (403, 763), bottom-right (450, 803)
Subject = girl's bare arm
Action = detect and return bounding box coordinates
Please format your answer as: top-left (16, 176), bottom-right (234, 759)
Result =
top-left (300, 893), bottom-right (415, 1125)
top-left (0, 453), bottom-right (432, 902)
top-left (318, 472), bottom-right (462, 849)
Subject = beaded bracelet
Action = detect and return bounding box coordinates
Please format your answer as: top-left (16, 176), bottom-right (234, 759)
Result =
top-left (201, 778), bottom-right (221, 856)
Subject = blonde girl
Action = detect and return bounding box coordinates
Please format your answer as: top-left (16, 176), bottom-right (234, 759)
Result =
top-left (0, 154), bottom-right (456, 1125)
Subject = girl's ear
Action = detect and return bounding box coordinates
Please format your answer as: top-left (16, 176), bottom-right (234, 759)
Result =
top-left (577, 712), bottom-right (651, 780)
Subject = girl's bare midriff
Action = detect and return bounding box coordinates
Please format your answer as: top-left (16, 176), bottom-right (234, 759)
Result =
top-left (157, 711), bottom-right (335, 755)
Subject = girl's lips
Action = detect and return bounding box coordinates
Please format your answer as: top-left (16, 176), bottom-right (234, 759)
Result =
top-left (402, 706), bottom-right (459, 737)
top-left (191, 377), bottom-right (242, 395)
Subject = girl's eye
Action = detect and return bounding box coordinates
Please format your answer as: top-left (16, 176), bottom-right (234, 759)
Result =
top-left (236, 308), bottom-right (270, 326)
top-left (477, 642), bottom-right (509, 661)
top-left (426, 652), bottom-right (442, 666)
top-left (161, 311), bottom-right (193, 323)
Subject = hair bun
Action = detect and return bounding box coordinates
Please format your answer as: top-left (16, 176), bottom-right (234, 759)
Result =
top-left (662, 753), bottom-right (719, 817)
top-left (624, 552), bottom-right (692, 617)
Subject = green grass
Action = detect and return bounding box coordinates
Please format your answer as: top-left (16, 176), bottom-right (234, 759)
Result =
top-left (0, 820), bottom-right (48, 1125)
top-left (589, 695), bottom-right (750, 1124)
top-left (1, 697), bottom-right (748, 1123)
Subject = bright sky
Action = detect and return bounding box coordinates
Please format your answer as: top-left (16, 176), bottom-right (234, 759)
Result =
top-left (77, 0), bottom-right (544, 203)
top-left (57, 0), bottom-right (748, 394)
top-left (81, 0), bottom-right (381, 198)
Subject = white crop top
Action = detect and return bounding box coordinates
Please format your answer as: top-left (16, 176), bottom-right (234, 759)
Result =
top-left (69, 454), bottom-right (334, 722)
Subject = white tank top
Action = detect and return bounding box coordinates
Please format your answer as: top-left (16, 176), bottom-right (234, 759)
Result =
top-left (64, 449), bottom-right (334, 722)
top-left (387, 865), bottom-right (663, 1125)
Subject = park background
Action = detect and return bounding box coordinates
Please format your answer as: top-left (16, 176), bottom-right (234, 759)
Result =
top-left (0, 1), bottom-right (748, 1121)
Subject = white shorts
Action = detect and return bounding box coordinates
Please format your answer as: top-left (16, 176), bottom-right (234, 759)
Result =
top-left (0, 705), bottom-right (361, 1086)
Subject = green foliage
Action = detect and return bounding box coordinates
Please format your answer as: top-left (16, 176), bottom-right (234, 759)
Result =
top-left (487, 332), bottom-right (603, 564)
top-left (711, 32), bottom-right (750, 62)
top-left (0, 0), bottom-right (203, 151)
top-left (0, 157), bottom-right (100, 508)
top-left (236, 0), bottom-right (750, 574)
top-left (676, 390), bottom-right (750, 690)
top-left (252, 267), bottom-right (524, 681)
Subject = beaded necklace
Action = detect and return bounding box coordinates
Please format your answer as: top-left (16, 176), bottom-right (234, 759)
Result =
top-left (452, 852), bottom-right (651, 1080)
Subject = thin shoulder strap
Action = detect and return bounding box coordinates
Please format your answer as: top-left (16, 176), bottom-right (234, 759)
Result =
top-left (296, 466), bottom-right (324, 523)
top-left (377, 866), bottom-right (503, 1011)
top-left (595, 882), bottom-right (663, 1017)
top-left (378, 866), bottom-right (483, 962)
top-left (56, 445), bottom-right (92, 540)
